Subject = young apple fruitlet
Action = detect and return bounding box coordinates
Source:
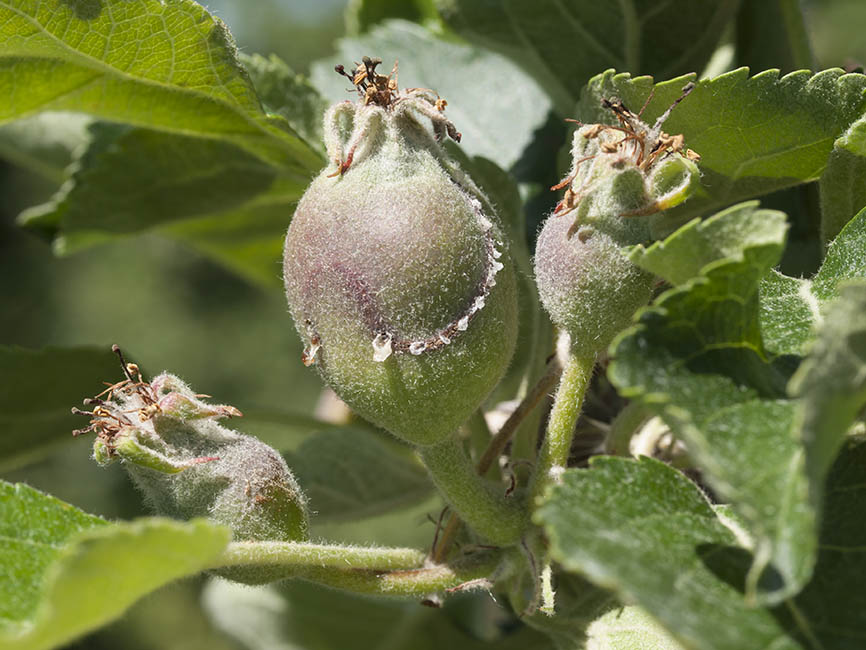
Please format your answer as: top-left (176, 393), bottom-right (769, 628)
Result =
top-left (536, 84), bottom-right (700, 356)
top-left (283, 57), bottom-right (518, 446)
top-left (74, 347), bottom-right (309, 584)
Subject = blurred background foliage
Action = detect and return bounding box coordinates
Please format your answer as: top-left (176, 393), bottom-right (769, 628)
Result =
top-left (1, 0), bottom-right (866, 648)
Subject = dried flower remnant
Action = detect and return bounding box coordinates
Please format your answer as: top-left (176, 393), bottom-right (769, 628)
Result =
top-left (552, 82), bottom-right (701, 236)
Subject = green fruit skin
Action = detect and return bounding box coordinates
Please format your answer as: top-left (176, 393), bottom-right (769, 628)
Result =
top-left (534, 215), bottom-right (653, 357)
top-left (284, 124), bottom-right (517, 446)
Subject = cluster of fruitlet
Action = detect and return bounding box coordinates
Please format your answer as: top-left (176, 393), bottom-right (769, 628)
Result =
top-left (76, 59), bottom-right (700, 602)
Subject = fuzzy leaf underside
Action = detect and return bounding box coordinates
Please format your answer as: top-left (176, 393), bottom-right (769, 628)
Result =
top-left (310, 20), bottom-right (551, 171)
top-left (613, 201), bottom-right (866, 610)
top-left (435, 0), bottom-right (740, 115)
top-left (819, 112), bottom-right (866, 245)
top-left (788, 283), bottom-right (866, 498)
top-left (584, 606), bottom-right (686, 650)
top-left (0, 481), bottom-right (230, 650)
top-left (579, 68), bottom-right (866, 231)
top-left (630, 201), bottom-right (788, 287)
top-left (537, 442), bottom-right (866, 650)
top-left (610, 202), bottom-right (814, 604)
top-left (0, 345), bottom-right (123, 472)
top-left (758, 205), bottom-right (866, 356)
top-left (535, 457), bottom-right (799, 650)
top-left (0, 0), bottom-right (321, 173)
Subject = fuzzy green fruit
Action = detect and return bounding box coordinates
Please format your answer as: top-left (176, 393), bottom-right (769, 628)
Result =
top-left (534, 218), bottom-right (654, 357)
top-left (283, 59), bottom-right (517, 446)
top-left (537, 87), bottom-right (700, 356)
top-left (76, 358), bottom-right (309, 585)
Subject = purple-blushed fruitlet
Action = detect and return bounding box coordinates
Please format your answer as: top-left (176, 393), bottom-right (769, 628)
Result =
top-left (283, 57), bottom-right (518, 446)
top-left (74, 347), bottom-right (309, 584)
top-left (536, 84), bottom-right (700, 356)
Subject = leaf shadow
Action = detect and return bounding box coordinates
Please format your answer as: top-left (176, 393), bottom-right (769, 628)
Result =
top-left (60, 0), bottom-right (103, 21)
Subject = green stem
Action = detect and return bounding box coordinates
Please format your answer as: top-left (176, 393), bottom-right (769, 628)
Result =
top-left (478, 358), bottom-right (563, 477)
top-left (418, 434), bottom-right (528, 546)
top-left (529, 353), bottom-right (595, 504)
top-left (606, 401), bottom-right (650, 456)
top-left (433, 361), bottom-right (562, 562)
top-left (212, 541), bottom-right (499, 598)
top-left (293, 552), bottom-right (500, 598)
top-left (215, 540), bottom-right (426, 571)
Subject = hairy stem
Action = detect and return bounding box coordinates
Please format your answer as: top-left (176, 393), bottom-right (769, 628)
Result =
top-left (418, 434), bottom-right (527, 546)
top-left (529, 353), bottom-right (596, 504)
top-left (432, 361), bottom-right (562, 562)
top-left (478, 359), bottom-right (563, 476)
top-left (293, 551), bottom-right (500, 598)
top-left (214, 540), bottom-right (427, 571)
top-left (212, 541), bottom-right (500, 598)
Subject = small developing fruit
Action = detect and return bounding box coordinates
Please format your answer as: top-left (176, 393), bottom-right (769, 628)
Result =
top-left (535, 83), bottom-right (700, 356)
top-left (283, 57), bottom-right (518, 446)
top-left (74, 347), bottom-right (308, 583)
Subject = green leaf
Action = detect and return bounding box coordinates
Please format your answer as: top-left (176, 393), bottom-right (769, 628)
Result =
top-left (784, 436), bottom-right (866, 650)
top-left (609, 207), bottom-right (816, 604)
top-left (238, 53), bottom-right (328, 152)
top-left (345, 0), bottom-right (440, 35)
top-left (535, 457), bottom-right (799, 650)
top-left (757, 269), bottom-right (817, 357)
top-left (203, 578), bottom-right (552, 650)
top-left (160, 198), bottom-right (293, 287)
top-left (819, 113), bottom-right (866, 246)
top-left (630, 201), bottom-right (788, 286)
top-left (0, 481), bottom-right (230, 650)
top-left (585, 606), bottom-right (686, 650)
top-left (789, 283), bottom-right (866, 497)
top-left (285, 427), bottom-right (433, 522)
top-left (0, 112), bottom-right (90, 183)
top-left (310, 20), bottom-right (551, 171)
top-left (0, 481), bottom-right (108, 631)
top-left (758, 205), bottom-right (866, 356)
top-left (15, 119), bottom-right (306, 285)
top-left (0, 0), bottom-right (321, 174)
top-left (436, 0), bottom-right (740, 115)
top-left (0, 345), bottom-right (123, 472)
top-left (812, 204), bottom-right (866, 302)
top-left (734, 0), bottom-right (814, 74)
top-left (18, 124), bottom-right (293, 253)
top-left (578, 68), bottom-right (866, 230)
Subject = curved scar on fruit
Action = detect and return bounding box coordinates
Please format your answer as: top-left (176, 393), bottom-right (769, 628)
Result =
top-left (327, 55), bottom-right (461, 176)
top-left (552, 81), bottom-right (699, 223)
top-left (300, 188), bottom-right (505, 365)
